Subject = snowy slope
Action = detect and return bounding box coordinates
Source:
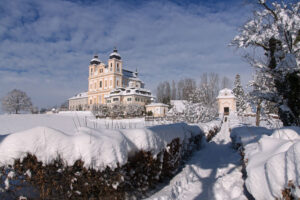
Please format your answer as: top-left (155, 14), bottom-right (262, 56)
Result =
top-left (147, 118), bottom-right (247, 200)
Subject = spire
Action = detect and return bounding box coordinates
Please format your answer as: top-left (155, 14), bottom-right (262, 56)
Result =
top-left (113, 46), bottom-right (118, 52)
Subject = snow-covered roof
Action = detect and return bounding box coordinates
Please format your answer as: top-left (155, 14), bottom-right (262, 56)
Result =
top-left (146, 103), bottom-right (169, 107)
top-left (109, 48), bottom-right (121, 60)
top-left (217, 88), bottom-right (235, 99)
top-left (69, 92), bottom-right (88, 100)
top-left (90, 55), bottom-right (101, 64)
top-left (105, 87), bottom-right (153, 98)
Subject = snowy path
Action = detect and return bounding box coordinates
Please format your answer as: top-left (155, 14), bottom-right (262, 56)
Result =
top-left (147, 120), bottom-right (247, 200)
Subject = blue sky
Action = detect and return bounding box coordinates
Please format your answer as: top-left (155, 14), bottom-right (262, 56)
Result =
top-left (0, 0), bottom-right (255, 109)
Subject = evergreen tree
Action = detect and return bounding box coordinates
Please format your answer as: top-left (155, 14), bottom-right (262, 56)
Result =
top-left (232, 74), bottom-right (247, 114)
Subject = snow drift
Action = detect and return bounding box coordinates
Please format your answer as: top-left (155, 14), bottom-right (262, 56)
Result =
top-left (243, 126), bottom-right (300, 199)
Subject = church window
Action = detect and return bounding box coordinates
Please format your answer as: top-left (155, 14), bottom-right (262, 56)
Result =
top-left (100, 81), bottom-right (102, 88)
top-left (117, 63), bottom-right (119, 72)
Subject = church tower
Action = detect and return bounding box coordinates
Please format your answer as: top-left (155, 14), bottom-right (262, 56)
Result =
top-left (87, 48), bottom-right (123, 107)
top-left (108, 47), bottom-right (123, 88)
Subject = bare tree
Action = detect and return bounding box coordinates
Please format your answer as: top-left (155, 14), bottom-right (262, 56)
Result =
top-left (171, 80), bottom-right (177, 100)
top-left (156, 81), bottom-right (171, 104)
top-left (1, 89), bottom-right (33, 114)
top-left (221, 76), bottom-right (232, 89)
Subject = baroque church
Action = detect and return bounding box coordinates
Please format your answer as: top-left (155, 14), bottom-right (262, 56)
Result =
top-left (69, 48), bottom-right (153, 111)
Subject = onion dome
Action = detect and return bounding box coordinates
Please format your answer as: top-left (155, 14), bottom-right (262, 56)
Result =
top-left (109, 47), bottom-right (121, 60)
top-left (90, 54), bottom-right (101, 65)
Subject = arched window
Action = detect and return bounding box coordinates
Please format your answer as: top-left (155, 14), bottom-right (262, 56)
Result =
top-left (117, 63), bottom-right (119, 72)
top-left (100, 81), bottom-right (102, 88)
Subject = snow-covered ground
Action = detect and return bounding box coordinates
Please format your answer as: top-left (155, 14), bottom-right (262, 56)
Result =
top-left (244, 126), bottom-right (300, 199)
top-left (0, 113), bottom-right (202, 171)
top-left (0, 112), bottom-right (153, 135)
top-left (147, 117), bottom-right (247, 200)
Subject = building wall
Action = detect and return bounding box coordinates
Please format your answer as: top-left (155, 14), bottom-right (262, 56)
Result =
top-left (106, 94), bottom-right (151, 106)
top-left (69, 97), bottom-right (88, 111)
top-left (88, 58), bottom-right (123, 107)
top-left (146, 106), bottom-right (168, 117)
top-left (218, 98), bottom-right (236, 115)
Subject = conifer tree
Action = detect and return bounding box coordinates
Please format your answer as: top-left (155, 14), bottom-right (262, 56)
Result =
top-left (232, 74), bottom-right (247, 114)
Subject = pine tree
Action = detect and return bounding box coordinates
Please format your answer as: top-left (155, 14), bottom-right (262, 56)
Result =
top-left (232, 74), bottom-right (247, 114)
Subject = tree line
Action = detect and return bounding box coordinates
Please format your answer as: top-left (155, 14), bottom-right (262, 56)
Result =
top-left (156, 73), bottom-right (232, 105)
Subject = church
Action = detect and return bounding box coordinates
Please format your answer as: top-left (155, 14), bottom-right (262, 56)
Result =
top-left (69, 48), bottom-right (153, 111)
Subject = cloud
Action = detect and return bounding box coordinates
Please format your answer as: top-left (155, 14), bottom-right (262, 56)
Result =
top-left (0, 0), bottom-right (253, 110)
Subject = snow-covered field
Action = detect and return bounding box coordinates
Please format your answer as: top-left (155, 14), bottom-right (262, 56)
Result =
top-left (0, 112), bottom-right (149, 135)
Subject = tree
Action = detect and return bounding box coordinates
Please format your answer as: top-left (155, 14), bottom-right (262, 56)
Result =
top-left (125, 104), bottom-right (145, 117)
top-left (1, 89), bottom-right (33, 114)
top-left (156, 81), bottom-right (171, 104)
top-left (171, 80), bottom-right (177, 100)
top-left (232, 74), bottom-right (247, 114)
top-left (231, 0), bottom-right (300, 126)
top-left (221, 76), bottom-right (231, 89)
top-left (92, 104), bottom-right (109, 118)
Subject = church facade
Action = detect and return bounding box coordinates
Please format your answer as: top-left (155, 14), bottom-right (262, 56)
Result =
top-left (69, 48), bottom-right (153, 111)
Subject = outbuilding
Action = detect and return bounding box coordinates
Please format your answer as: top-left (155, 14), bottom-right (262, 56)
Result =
top-left (216, 88), bottom-right (236, 116)
top-left (146, 103), bottom-right (169, 117)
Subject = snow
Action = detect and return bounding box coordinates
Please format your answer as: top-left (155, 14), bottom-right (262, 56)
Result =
top-left (169, 100), bottom-right (187, 114)
top-left (244, 126), bottom-right (300, 199)
top-left (147, 117), bottom-right (247, 200)
top-left (146, 103), bottom-right (169, 107)
top-left (0, 115), bottom-right (202, 171)
top-left (68, 92), bottom-right (88, 100)
top-left (216, 88), bottom-right (235, 99)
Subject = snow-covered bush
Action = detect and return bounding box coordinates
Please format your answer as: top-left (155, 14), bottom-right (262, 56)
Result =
top-left (0, 124), bottom-right (204, 199)
top-left (92, 104), bottom-right (109, 118)
top-left (125, 104), bottom-right (145, 117)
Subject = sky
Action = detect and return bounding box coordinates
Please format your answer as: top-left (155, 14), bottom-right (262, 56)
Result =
top-left (0, 0), bottom-right (256, 110)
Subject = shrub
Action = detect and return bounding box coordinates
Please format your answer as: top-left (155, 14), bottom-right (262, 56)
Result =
top-left (0, 135), bottom-right (203, 199)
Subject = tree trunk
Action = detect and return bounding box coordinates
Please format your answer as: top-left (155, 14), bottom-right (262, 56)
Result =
top-left (256, 100), bottom-right (262, 126)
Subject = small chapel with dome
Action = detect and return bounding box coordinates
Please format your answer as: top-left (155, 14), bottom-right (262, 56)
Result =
top-left (216, 88), bottom-right (236, 116)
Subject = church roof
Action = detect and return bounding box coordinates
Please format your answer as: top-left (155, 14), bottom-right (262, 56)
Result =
top-left (90, 55), bottom-right (101, 65)
top-left (217, 88), bottom-right (235, 99)
top-left (109, 47), bottom-right (121, 60)
top-left (69, 92), bottom-right (88, 100)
